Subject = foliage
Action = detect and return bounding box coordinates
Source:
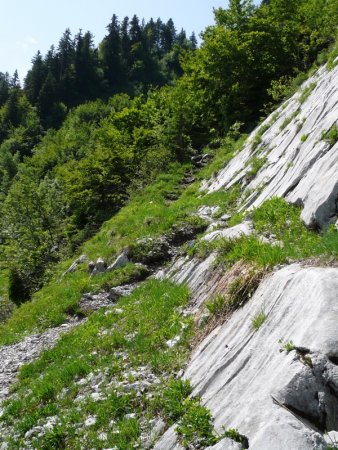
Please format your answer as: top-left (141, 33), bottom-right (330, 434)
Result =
top-left (156, 378), bottom-right (193, 423)
top-left (221, 428), bottom-right (248, 447)
top-left (251, 309), bottom-right (267, 331)
top-left (205, 295), bottom-right (227, 317)
top-left (24, 16), bottom-right (196, 126)
top-left (278, 339), bottom-right (295, 353)
top-left (321, 123), bottom-right (338, 146)
top-left (176, 398), bottom-right (217, 448)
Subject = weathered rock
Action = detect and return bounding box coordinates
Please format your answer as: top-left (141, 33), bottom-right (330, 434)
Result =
top-left (109, 284), bottom-right (137, 301)
top-left (203, 221), bottom-right (253, 242)
top-left (153, 427), bottom-right (184, 450)
top-left (92, 257), bottom-right (106, 275)
top-left (64, 254), bottom-right (87, 275)
top-left (197, 206), bottom-right (221, 223)
top-left (205, 438), bottom-right (243, 450)
top-left (129, 237), bottom-right (171, 265)
top-left (184, 265), bottom-right (338, 449)
top-left (0, 317), bottom-right (83, 404)
top-left (204, 63), bottom-right (338, 229)
top-left (150, 418), bottom-right (166, 441)
top-left (107, 251), bottom-right (130, 272)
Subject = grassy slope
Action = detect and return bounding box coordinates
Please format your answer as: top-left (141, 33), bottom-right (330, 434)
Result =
top-left (0, 126), bottom-right (337, 448)
top-left (0, 136), bottom-right (245, 346)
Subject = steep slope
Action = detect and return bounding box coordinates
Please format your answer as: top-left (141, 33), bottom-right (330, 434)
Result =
top-left (156, 265), bottom-right (338, 449)
top-left (204, 62), bottom-right (338, 229)
top-left (0, 61), bottom-right (337, 450)
top-left (153, 62), bottom-right (338, 450)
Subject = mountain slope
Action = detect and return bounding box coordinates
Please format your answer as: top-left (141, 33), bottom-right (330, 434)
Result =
top-left (153, 60), bottom-right (338, 450)
top-left (0, 60), bottom-right (337, 449)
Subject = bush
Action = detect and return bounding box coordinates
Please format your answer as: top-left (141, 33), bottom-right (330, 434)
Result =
top-left (176, 398), bottom-right (217, 448)
top-left (159, 379), bottom-right (193, 423)
top-left (8, 268), bottom-right (30, 305)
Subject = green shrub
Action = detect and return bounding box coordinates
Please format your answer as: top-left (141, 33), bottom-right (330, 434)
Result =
top-left (206, 294), bottom-right (226, 316)
top-left (252, 310), bottom-right (267, 331)
top-left (299, 82), bottom-right (317, 104)
top-left (159, 379), bottom-right (193, 423)
top-left (321, 123), bottom-right (338, 146)
top-left (176, 398), bottom-right (217, 449)
top-left (221, 428), bottom-right (248, 447)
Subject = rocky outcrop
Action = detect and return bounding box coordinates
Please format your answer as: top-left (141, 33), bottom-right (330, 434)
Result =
top-left (156, 264), bottom-right (338, 450)
top-left (204, 61), bottom-right (338, 229)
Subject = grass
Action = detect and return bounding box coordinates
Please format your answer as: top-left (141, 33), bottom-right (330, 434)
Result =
top-left (0, 279), bottom-right (193, 449)
top-left (299, 82), bottom-right (317, 104)
top-left (245, 156), bottom-right (267, 181)
top-left (206, 198), bottom-right (338, 269)
top-left (321, 123), bottom-right (338, 146)
top-left (0, 135), bottom-right (245, 346)
top-left (278, 339), bottom-right (295, 353)
top-left (205, 294), bottom-right (226, 317)
top-left (251, 310), bottom-right (267, 331)
top-left (279, 109), bottom-right (300, 131)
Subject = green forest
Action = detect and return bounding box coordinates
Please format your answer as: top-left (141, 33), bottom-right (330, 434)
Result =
top-left (0, 0), bottom-right (337, 308)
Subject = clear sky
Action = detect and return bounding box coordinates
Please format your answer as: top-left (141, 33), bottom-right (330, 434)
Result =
top-left (0, 0), bottom-right (230, 82)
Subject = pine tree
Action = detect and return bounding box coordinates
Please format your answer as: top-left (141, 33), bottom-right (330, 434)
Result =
top-left (0, 72), bottom-right (10, 106)
top-left (24, 51), bottom-right (47, 104)
top-left (100, 15), bottom-right (124, 89)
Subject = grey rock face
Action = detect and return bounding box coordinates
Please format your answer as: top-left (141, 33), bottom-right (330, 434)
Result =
top-left (155, 264), bottom-right (338, 450)
top-left (203, 221), bottom-right (253, 242)
top-left (204, 63), bottom-right (338, 229)
top-left (107, 251), bottom-right (130, 271)
top-left (205, 438), bottom-right (243, 450)
top-left (63, 254), bottom-right (87, 275)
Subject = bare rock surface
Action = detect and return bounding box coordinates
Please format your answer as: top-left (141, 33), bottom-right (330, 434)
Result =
top-left (156, 264), bottom-right (338, 450)
top-left (205, 438), bottom-right (243, 450)
top-left (204, 63), bottom-right (338, 229)
top-left (203, 221), bottom-right (253, 242)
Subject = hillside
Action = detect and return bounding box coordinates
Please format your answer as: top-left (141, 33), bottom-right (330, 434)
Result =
top-left (0, 59), bottom-right (337, 449)
top-left (0, 1), bottom-right (338, 449)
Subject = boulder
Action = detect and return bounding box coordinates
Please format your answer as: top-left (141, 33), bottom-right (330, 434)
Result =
top-left (129, 237), bottom-right (171, 265)
top-left (203, 221), bottom-right (253, 242)
top-left (90, 257), bottom-right (107, 276)
top-left (108, 284), bottom-right (137, 301)
top-left (205, 438), bottom-right (243, 450)
top-left (64, 254), bottom-right (87, 275)
top-left (107, 251), bottom-right (130, 272)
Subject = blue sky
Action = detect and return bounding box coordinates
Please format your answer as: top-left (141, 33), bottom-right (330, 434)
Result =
top-left (0, 0), bottom-right (229, 81)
